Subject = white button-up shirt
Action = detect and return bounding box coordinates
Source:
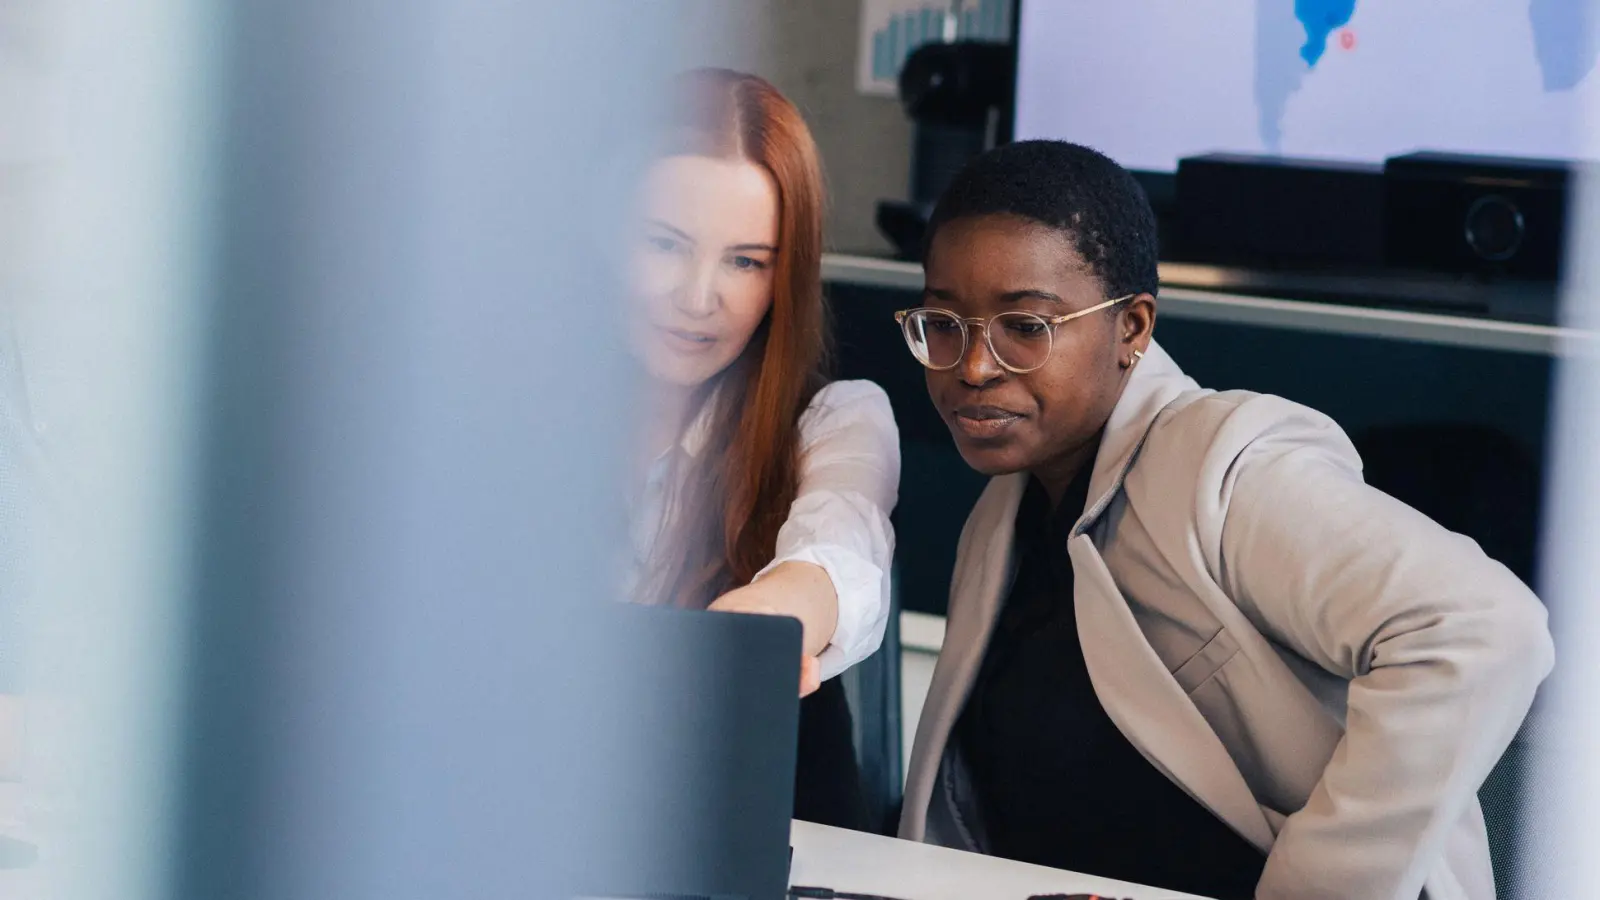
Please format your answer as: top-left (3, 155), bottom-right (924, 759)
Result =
top-left (629, 379), bottom-right (900, 680)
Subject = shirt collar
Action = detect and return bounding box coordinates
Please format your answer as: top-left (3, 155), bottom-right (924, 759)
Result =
top-left (1018, 450), bottom-right (1099, 545)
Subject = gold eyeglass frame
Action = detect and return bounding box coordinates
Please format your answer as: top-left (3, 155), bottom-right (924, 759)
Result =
top-left (894, 294), bottom-right (1134, 374)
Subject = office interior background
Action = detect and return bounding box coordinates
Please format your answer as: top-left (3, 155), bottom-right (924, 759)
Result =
top-left (4, 1), bottom-right (1600, 898)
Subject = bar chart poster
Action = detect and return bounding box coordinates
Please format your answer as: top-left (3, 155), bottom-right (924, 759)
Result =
top-left (857, 0), bottom-right (1014, 96)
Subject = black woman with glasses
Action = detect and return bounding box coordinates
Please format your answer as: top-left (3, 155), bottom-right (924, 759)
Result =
top-left (892, 141), bottom-right (1551, 900)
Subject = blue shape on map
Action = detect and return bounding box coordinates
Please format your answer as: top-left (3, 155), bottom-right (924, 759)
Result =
top-left (1296, 0), bottom-right (1358, 66)
top-left (1255, 0), bottom-right (1357, 150)
top-left (1255, 0), bottom-right (1310, 151)
top-left (1528, 0), bottom-right (1598, 90)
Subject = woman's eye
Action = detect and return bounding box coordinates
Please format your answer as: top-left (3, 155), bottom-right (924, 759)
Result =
top-left (646, 235), bottom-right (680, 254)
top-left (1005, 319), bottom-right (1049, 338)
top-left (728, 255), bottom-right (767, 271)
top-left (926, 318), bottom-right (961, 334)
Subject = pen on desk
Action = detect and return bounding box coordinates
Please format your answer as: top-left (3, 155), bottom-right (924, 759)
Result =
top-left (1025, 894), bottom-right (1138, 900)
top-left (788, 887), bottom-right (1152, 900)
top-left (787, 886), bottom-right (915, 900)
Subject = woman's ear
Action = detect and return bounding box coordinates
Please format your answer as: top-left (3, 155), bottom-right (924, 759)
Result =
top-left (1119, 292), bottom-right (1157, 355)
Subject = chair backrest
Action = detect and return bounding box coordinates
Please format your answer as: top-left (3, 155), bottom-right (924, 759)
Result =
top-left (1353, 422), bottom-right (1540, 585)
top-left (837, 569), bottom-right (903, 835)
top-left (1479, 712), bottom-right (1558, 900)
top-left (826, 280), bottom-right (987, 833)
top-left (1355, 422), bottom-right (1549, 894)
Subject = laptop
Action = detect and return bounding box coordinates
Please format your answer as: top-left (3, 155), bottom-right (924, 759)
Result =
top-left (571, 603), bottom-right (803, 900)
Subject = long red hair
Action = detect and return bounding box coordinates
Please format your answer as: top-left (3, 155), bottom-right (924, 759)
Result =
top-left (646, 68), bottom-right (830, 608)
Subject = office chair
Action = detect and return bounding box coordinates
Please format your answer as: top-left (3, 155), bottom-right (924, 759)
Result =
top-left (1479, 711), bottom-right (1558, 900)
top-left (1354, 422), bottom-right (1540, 586)
top-left (836, 439), bottom-right (985, 835)
top-left (838, 567), bottom-right (904, 836)
top-left (822, 279), bottom-right (988, 835)
top-left (1354, 422), bottom-right (1546, 894)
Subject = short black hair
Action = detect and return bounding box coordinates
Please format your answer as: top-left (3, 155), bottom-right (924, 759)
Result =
top-left (924, 140), bottom-right (1159, 299)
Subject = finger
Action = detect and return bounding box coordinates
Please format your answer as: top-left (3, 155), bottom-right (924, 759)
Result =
top-left (799, 655), bottom-right (822, 697)
top-left (706, 597), bottom-right (779, 617)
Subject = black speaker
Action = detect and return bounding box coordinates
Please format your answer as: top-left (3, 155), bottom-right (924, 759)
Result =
top-left (1174, 153), bottom-right (1385, 267)
top-left (1384, 152), bottom-right (1571, 280)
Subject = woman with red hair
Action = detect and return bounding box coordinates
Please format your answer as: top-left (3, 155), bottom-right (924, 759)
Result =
top-left (625, 69), bottom-right (900, 830)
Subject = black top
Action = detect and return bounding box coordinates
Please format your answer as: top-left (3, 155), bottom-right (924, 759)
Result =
top-left (956, 468), bottom-right (1266, 900)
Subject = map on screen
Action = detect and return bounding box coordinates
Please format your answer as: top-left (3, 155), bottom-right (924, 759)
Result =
top-left (1014, 0), bottom-right (1600, 171)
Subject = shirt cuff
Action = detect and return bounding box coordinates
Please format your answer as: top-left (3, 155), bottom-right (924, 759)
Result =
top-left (754, 542), bottom-right (888, 682)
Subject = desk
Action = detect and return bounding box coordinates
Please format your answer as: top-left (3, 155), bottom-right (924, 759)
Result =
top-left (822, 253), bottom-right (1597, 357)
top-left (0, 820), bottom-right (1207, 900)
top-left (791, 820), bottom-right (1212, 900)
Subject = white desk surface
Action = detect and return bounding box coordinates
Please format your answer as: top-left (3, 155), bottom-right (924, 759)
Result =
top-left (791, 820), bottom-right (1212, 900)
top-left (0, 819), bottom-right (1211, 900)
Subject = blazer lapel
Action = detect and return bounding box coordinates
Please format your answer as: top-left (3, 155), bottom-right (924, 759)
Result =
top-left (1081, 340), bottom-right (1201, 527)
top-left (899, 473), bottom-right (1026, 841)
top-left (1064, 342), bottom-right (1273, 849)
top-left (1070, 527), bottom-right (1276, 853)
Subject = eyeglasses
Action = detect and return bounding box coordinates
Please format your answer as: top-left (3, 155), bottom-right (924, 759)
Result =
top-left (894, 295), bottom-right (1132, 374)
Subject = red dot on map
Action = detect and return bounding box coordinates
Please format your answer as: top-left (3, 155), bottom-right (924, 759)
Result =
top-left (1338, 29), bottom-right (1356, 51)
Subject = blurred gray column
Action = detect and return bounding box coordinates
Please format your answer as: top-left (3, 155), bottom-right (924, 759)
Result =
top-left (17, 3), bottom-right (758, 899)
top-left (178, 4), bottom-right (727, 900)
top-left (1532, 121), bottom-right (1600, 898)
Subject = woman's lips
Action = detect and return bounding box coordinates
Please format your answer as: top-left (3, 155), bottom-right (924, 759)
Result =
top-left (951, 404), bottom-right (1024, 439)
top-left (656, 325), bottom-right (718, 354)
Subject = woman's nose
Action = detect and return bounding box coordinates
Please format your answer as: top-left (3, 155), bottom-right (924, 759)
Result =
top-left (957, 323), bottom-right (1005, 387)
top-left (673, 259), bottom-right (720, 318)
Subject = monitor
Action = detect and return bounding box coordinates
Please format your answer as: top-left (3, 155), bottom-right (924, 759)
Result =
top-left (1013, 0), bottom-right (1600, 172)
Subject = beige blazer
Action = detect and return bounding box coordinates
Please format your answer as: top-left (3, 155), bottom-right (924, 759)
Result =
top-left (899, 341), bottom-right (1553, 900)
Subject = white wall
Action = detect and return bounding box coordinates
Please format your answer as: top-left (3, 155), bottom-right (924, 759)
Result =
top-left (678, 0), bottom-right (913, 255)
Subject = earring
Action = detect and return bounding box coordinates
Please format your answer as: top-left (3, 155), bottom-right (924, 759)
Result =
top-left (1129, 349), bottom-right (1145, 367)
